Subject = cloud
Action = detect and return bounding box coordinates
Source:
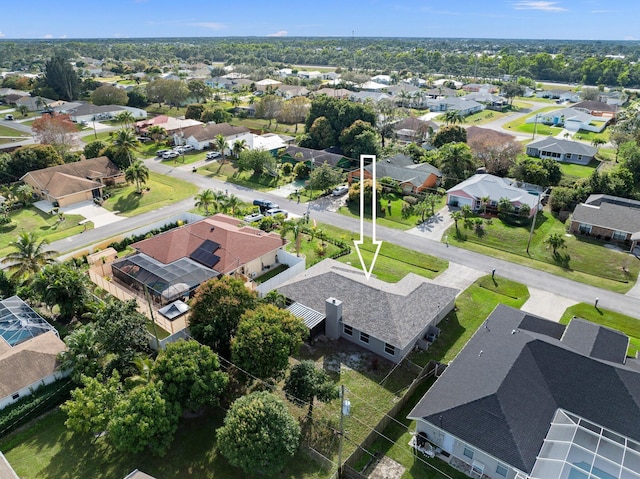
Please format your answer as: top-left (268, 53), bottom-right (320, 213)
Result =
top-left (266, 30), bottom-right (288, 37)
top-left (0, 32), bottom-right (5, 38)
top-left (625, 35), bottom-right (638, 40)
top-left (512, 1), bottom-right (567, 11)
top-left (43, 34), bottom-right (53, 39)
top-left (190, 22), bottom-right (225, 30)
top-left (60, 34), bottom-right (68, 39)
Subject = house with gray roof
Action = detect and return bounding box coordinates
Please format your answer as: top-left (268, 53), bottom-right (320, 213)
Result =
top-left (461, 91), bottom-right (507, 110)
top-left (426, 97), bottom-right (484, 116)
top-left (277, 259), bottom-right (458, 363)
top-left (569, 194), bottom-right (640, 250)
top-left (348, 153), bottom-right (442, 194)
top-left (408, 304), bottom-right (640, 479)
top-left (446, 174), bottom-right (540, 216)
top-left (526, 137), bottom-right (597, 165)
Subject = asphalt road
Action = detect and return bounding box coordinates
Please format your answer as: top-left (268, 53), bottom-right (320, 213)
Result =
top-left (48, 156), bottom-right (640, 320)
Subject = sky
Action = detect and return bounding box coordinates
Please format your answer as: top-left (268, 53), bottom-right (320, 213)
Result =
top-left (0, 0), bottom-right (638, 41)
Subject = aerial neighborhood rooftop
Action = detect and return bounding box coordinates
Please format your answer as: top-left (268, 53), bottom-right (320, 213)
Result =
top-left (1, 32), bottom-right (640, 479)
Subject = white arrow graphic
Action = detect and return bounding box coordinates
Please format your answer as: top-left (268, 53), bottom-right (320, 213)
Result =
top-left (353, 154), bottom-right (382, 280)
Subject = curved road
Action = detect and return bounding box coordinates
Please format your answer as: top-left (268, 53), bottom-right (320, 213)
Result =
top-left (49, 156), bottom-right (640, 320)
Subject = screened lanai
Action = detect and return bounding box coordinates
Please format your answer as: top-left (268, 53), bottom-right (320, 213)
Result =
top-left (112, 253), bottom-right (219, 304)
top-left (0, 296), bottom-right (59, 347)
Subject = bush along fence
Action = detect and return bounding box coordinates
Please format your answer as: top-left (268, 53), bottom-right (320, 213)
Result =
top-left (299, 225), bottom-right (352, 260)
top-left (108, 220), bottom-right (186, 252)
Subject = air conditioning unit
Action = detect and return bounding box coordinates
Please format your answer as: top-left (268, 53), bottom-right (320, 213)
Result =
top-left (250, 272), bottom-right (257, 278)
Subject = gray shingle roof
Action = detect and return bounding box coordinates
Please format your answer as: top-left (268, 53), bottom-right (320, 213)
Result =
top-left (561, 317), bottom-right (629, 364)
top-left (277, 259), bottom-right (458, 350)
top-left (408, 305), bottom-right (640, 474)
top-left (572, 194), bottom-right (640, 234)
top-left (526, 136), bottom-right (597, 156)
top-left (365, 154), bottom-right (441, 188)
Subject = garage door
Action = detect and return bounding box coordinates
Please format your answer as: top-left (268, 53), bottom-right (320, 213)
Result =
top-left (447, 195), bottom-right (473, 207)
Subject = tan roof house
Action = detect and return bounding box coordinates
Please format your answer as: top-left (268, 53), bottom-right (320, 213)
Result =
top-left (0, 296), bottom-right (68, 410)
top-left (21, 156), bottom-right (125, 207)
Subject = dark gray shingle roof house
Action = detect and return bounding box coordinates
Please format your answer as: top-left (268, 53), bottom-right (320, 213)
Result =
top-left (526, 136), bottom-right (597, 164)
top-left (277, 259), bottom-right (458, 362)
top-left (408, 304), bottom-right (640, 479)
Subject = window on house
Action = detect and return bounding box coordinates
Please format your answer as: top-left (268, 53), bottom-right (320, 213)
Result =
top-left (613, 230), bottom-right (627, 241)
top-left (11, 393), bottom-right (19, 400)
top-left (384, 343), bottom-right (395, 355)
top-left (578, 223), bottom-right (592, 234)
top-left (496, 464), bottom-right (508, 477)
top-left (566, 153), bottom-right (572, 159)
top-left (463, 446), bottom-right (474, 460)
top-left (344, 325), bottom-right (353, 336)
top-left (360, 332), bottom-right (369, 344)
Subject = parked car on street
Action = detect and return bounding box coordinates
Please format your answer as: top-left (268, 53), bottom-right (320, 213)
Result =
top-left (253, 199), bottom-right (279, 210)
top-left (265, 208), bottom-right (288, 218)
top-left (162, 151), bottom-right (179, 159)
top-left (156, 149), bottom-right (169, 157)
top-left (332, 185), bottom-right (349, 196)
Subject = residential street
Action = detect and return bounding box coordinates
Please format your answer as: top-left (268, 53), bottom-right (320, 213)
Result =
top-left (49, 156), bottom-right (640, 321)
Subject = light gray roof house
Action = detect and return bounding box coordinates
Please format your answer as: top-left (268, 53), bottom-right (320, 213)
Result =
top-left (526, 137), bottom-right (597, 164)
top-left (277, 259), bottom-right (458, 362)
top-left (408, 304), bottom-right (640, 479)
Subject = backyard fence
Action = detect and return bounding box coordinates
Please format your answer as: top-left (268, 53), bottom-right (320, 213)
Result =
top-left (255, 250), bottom-right (306, 296)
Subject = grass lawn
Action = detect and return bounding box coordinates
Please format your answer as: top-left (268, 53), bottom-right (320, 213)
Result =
top-left (461, 109), bottom-right (508, 125)
top-left (283, 231), bottom-right (342, 267)
top-left (557, 158), bottom-right (600, 180)
top-left (0, 124), bottom-right (30, 137)
top-left (198, 159), bottom-right (293, 191)
top-left (501, 105), bottom-right (563, 134)
top-left (0, 207), bottom-right (91, 259)
top-left (102, 172), bottom-right (197, 217)
top-left (574, 129), bottom-right (610, 143)
top-left (230, 117), bottom-right (304, 136)
top-left (353, 377), bottom-right (471, 479)
top-left (410, 275), bottom-right (530, 366)
top-left (318, 224), bottom-right (448, 282)
top-left (0, 407), bottom-right (330, 479)
top-left (446, 212), bottom-right (640, 294)
top-left (337, 194), bottom-right (446, 231)
top-left (560, 304), bottom-right (640, 357)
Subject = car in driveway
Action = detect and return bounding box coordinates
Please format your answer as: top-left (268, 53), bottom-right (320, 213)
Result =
top-left (243, 212), bottom-right (264, 223)
top-left (206, 151), bottom-right (221, 161)
top-left (265, 208), bottom-right (288, 218)
top-left (156, 149), bottom-right (169, 157)
top-left (332, 185), bottom-right (349, 196)
top-left (182, 144), bottom-right (194, 152)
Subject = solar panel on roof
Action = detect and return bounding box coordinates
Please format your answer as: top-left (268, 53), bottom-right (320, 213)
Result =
top-left (190, 239), bottom-right (221, 268)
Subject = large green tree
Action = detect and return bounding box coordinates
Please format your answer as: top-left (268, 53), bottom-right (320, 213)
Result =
top-left (91, 84), bottom-right (128, 106)
top-left (111, 128), bottom-right (140, 168)
top-left (231, 304), bottom-right (307, 381)
top-left (284, 360), bottom-right (338, 416)
top-left (7, 144), bottom-right (64, 181)
top-left (189, 276), bottom-right (258, 358)
top-left (432, 125), bottom-right (467, 148)
top-left (308, 162), bottom-right (343, 193)
top-left (43, 55), bottom-right (80, 101)
top-left (31, 262), bottom-right (91, 320)
top-left (153, 340), bottom-right (228, 413)
top-left (339, 120), bottom-right (379, 158)
top-left (301, 116), bottom-right (335, 150)
top-left (108, 381), bottom-right (181, 456)
top-left (304, 96), bottom-right (376, 145)
top-left (217, 391), bottom-right (301, 476)
top-left (61, 371), bottom-right (123, 437)
top-left (83, 140), bottom-right (107, 160)
top-left (93, 299), bottom-right (149, 375)
top-left (59, 323), bottom-right (104, 382)
top-left (237, 149), bottom-right (276, 175)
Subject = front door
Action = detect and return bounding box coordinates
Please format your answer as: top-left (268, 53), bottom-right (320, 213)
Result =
top-left (441, 433), bottom-right (455, 454)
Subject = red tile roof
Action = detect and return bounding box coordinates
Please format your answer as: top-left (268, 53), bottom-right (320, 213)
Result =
top-left (131, 214), bottom-right (285, 273)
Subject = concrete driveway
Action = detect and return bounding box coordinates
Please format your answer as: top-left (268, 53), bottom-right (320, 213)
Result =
top-left (34, 200), bottom-right (124, 229)
top-left (406, 205), bottom-right (454, 242)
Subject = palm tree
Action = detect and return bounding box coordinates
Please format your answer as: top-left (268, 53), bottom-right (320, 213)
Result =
top-left (214, 134), bottom-right (227, 164)
top-left (16, 184), bottom-right (33, 205)
top-left (232, 139), bottom-right (247, 159)
top-left (125, 357), bottom-right (155, 389)
top-left (17, 105), bottom-right (29, 117)
top-left (443, 109), bottom-right (464, 125)
top-left (280, 218), bottom-right (305, 256)
top-left (592, 137), bottom-right (606, 150)
top-left (147, 125), bottom-right (167, 143)
top-left (115, 111), bottom-right (135, 128)
top-left (230, 95), bottom-right (241, 108)
top-left (544, 233), bottom-right (567, 256)
top-left (112, 128), bottom-right (140, 166)
top-left (1, 231), bottom-right (57, 280)
top-left (125, 159), bottom-right (150, 193)
top-left (438, 142), bottom-right (476, 182)
top-left (480, 196), bottom-right (490, 215)
top-left (451, 211), bottom-right (463, 235)
top-left (195, 188), bottom-right (216, 215)
top-left (225, 194), bottom-right (240, 216)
